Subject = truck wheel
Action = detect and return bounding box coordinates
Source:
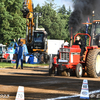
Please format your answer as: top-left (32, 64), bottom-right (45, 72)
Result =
top-left (40, 54), bottom-right (44, 63)
top-left (86, 49), bottom-right (100, 78)
top-left (76, 63), bottom-right (83, 78)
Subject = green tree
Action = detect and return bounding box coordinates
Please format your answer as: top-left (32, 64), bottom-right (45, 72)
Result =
top-left (34, 0), bottom-right (71, 41)
top-left (0, 0), bottom-right (26, 45)
top-left (34, 1), bottom-right (61, 39)
top-left (43, 0), bottom-right (57, 9)
top-left (57, 6), bottom-right (72, 42)
top-left (58, 5), bottom-right (67, 14)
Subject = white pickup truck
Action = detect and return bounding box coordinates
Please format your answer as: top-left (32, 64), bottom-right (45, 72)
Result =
top-left (0, 44), bottom-right (6, 59)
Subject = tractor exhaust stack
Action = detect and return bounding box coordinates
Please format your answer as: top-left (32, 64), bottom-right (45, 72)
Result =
top-left (70, 27), bottom-right (73, 47)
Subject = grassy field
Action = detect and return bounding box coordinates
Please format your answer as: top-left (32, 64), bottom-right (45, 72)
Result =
top-left (0, 62), bottom-right (49, 68)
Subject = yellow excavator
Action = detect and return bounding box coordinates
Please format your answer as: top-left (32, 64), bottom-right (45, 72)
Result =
top-left (22, 0), bottom-right (34, 44)
top-left (21, 0), bottom-right (48, 63)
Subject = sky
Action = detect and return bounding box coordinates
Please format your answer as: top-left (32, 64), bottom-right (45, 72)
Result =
top-left (32, 0), bottom-right (74, 11)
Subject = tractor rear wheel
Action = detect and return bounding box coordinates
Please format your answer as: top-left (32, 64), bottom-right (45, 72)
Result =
top-left (76, 63), bottom-right (83, 78)
top-left (86, 49), bottom-right (100, 78)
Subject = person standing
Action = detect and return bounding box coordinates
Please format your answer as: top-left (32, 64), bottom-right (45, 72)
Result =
top-left (16, 42), bottom-right (24, 69)
top-left (53, 56), bottom-right (57, 65)
top-left (63, 41), bottom-right (69, 47)
top-left (13, 39), bottom-right (18, 60)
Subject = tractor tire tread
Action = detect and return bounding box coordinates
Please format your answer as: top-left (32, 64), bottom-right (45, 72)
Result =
top-left (86, 49), bottom-right (100, 78)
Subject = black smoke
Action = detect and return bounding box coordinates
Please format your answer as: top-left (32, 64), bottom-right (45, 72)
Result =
top-left (69, 0), bottom-right (100, 34)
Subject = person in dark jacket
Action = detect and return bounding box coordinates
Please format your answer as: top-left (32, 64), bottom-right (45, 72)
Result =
top-left (74, 36), bottom-right (85, 58)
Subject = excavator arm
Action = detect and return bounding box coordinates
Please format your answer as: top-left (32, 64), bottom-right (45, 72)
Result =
top-left (22, 0), bottom-right (34, 43)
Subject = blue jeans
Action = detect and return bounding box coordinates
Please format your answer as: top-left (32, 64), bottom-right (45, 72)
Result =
top-left (16, 58), bottom-right (23, 69)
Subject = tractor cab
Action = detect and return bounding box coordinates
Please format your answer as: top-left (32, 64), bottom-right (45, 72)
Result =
top-left (32, 28), bottom-right (47, 52)
top-left (91, 20), bottom-right (100, 46)
top-left (33, 31), bottom-right (46, 49)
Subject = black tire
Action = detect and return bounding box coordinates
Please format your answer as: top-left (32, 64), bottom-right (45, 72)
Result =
top-left (82, 69), bottom-right (86, 77)
top-left (44, 54), bottom-right (49, 63)
top-left (40, 54), bottom-right (44, 63)
top-left (70, 70), bottom-right (76, 76)
top-left (86, 49), bottom-right (100, 78)
top-left (57, 67), bottom-right (61, 76)
top-left (49, 66), bottom-right (55, 76)
top-left (76, 63), bottom-right (83, 78)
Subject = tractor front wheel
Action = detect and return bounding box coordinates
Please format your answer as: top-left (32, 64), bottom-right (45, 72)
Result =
top-left (76, 63), bottom-right (83, 78)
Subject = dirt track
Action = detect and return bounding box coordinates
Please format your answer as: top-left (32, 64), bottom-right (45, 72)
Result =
top-left (0, 66), bottom-right (100, 100)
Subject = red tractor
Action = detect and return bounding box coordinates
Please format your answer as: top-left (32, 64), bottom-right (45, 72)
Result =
top-left (49, 33), bottom-right (100, 78)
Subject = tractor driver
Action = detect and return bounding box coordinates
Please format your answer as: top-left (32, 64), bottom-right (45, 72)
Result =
top-left (74, 36), bottom-right (85, 60)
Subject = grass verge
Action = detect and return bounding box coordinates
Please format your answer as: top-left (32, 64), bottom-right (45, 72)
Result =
top-left (0, 62), bottom-right (49, 68)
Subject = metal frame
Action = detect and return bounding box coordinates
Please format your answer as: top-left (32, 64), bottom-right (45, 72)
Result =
top-left (74, 33), bottom-right (91, 46)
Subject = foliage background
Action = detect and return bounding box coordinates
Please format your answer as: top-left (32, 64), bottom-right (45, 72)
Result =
top-left (0, 0), bottom-right (92, 46)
